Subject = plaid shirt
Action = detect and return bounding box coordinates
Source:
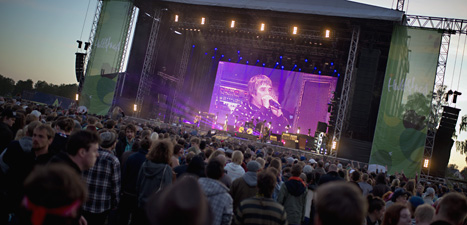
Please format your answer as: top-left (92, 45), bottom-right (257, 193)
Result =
top-left (83, 148), bottom-right (121, 213)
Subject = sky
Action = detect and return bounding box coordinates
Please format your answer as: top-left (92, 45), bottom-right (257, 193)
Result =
top-left (0, 0), bottom-right (466, 169)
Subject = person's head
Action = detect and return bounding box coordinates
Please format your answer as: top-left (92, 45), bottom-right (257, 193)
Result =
top-left (190, 137), bottom-right (200, 146)
top-left (317, 160), bottom-right (324, 168)
top-left (1, 108), bottom-right (17, 127)
top-left (414, 204), bottom-right (435, 225)
top-left (255, 157), bottom-right (265, 169)
top-left (433, 192), bottom-right (467, 225)
top-left (381, 203), bottom-right (411, 225)
top-left (205, 158), bottom-right (224, 180)
top-left (350, 170), bottom-right (361, 182)
top-left (66, 130), bottom-right (100, 170)
top-left (99, 130), bottom-right (118, 150)
top-left (257, 170), bottom-right (276, 198)
top-left (231, 150), bottom-right (243, 165)
top-left (87, 116), bottom-right (97, 125)
top-left (269, 158), bottom-right (282, 171)
top-left (376, 173), bottom-right (387, 185)
top-left (173, 144), bottom-right (184, 157)
top-left (147, 140), bottom-right (173, 164)
top-left (391, 179), bottom-right (400, 187)
top-left (407, 196), bottom-right (425, 217)
top-left (367, 194), bottom-right (386, 221)
top-left (391, 188), bottom-right (409, 204)
top-left (405, 179), bottom-right (416, 196)
top-left (248, 75), bottom-right (273, 107)
top-left (22, 164), bottom-right (87, 225)
top-left (32, 124), bottom-right (55, 152)
top-left (291, 164), bottom-right (302, 177)
top-left (26, 121), bottom-right (42, 137)
top-left (54, 117), bottom-right (74, 134)
top-left (145, 176), bottom-right (211, 225)
top-left (246, 161), bottom-right (261, 173)
top-left (104, 119), bottom-right (116, 129)
top-left (315, 182), bottom-right (367, 225)
top-left (125, 124), bottom-right (136, 140)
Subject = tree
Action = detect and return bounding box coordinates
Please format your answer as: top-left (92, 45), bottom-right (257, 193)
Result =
top-left (13, 79), bottom-right (34, 96)
top-left (446, 164), bottom-right (459, 178)
top-left (456, 115), bottom-right (467, 155)
top-left (0, 74), bottom-right (15, 96)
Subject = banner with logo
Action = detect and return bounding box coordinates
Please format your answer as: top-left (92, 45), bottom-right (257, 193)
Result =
top-left (369, 25), bottom-right (442, 177)
top-left (80, 0), bottom-right (133, 115)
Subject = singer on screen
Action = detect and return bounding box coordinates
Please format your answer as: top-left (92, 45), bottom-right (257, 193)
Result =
top-left (231, 74), bottom-right (289, 133)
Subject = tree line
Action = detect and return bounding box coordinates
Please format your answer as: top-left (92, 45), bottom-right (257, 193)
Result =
top-left (0, 74), bottom-right (78, 100)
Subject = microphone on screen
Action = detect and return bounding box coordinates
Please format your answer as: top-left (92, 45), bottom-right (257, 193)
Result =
top-left (269, 99), bottom-right (281, 109)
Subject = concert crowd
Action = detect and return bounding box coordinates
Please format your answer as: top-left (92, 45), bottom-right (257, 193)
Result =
top-left (0, 97), bottom-right (466, 225)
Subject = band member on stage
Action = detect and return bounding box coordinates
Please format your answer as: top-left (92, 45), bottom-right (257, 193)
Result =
top-left (232, 74), bottom-right (289, 133)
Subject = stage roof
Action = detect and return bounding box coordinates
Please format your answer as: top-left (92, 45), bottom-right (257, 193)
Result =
top-left (159, 0), bottom-right (404, 22)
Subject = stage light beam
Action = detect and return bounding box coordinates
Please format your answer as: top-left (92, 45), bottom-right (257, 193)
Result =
top-left (231, 20), bottom-right (235, 28)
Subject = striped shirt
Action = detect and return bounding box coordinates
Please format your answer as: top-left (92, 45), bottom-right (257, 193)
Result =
top-left (234, 197), bottom-right (288, 225)
top-left (83, 148), bottom-right (121, 213)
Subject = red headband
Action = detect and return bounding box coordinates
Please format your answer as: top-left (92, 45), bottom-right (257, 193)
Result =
top-left (22, 196), bottom-right (81, 225)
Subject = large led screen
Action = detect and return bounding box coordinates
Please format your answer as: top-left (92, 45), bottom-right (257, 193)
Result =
top-left (209, 62), bottom-right (338, 135)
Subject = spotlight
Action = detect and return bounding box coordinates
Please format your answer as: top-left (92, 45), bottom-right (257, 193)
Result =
top-left (423, 159), bottom-right (429, 168)
top-left (75, 94), bottom-right (79, 101)
top-left (201, 17), bottom-right (205, 25)
top-left (133, 104), bottom-right (137, 112)
top-left (293, 26), bottom-right (298, 35)
top-left (231, 20), bottom-right (235, 28)
top-left (332, 141), bottom-right (337, 149)
top-left (260, 23), bottom-right (265, 31)
top-left (174, 30), bottom-right (182, 35)
top-left (175, 14), bottom-right (179, 22)
top-left (325, 29), bottom-right (331, 38)
top-left (84, 42), bottom-right (90, 51)
top-left (453, 91), bottom-right (462, 103)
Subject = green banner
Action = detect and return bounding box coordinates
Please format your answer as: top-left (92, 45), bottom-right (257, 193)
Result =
top-left (80, 0), bottom-right (133, 115)
top-left (369, 25), bottom-right (442, 177)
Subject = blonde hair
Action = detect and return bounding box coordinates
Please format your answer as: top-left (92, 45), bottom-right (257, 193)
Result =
top-left (256, 158), bottom-right (265, 169)
top-left (231, 150), bottom-right (243, 165)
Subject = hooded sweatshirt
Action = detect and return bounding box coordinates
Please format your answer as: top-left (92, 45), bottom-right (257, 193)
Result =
top-left (278, 177), bottom-right (307, 224)
top-left (136, 160), bottom-right (172, 208)
top-left (224, 162), bottom-right (245, 181)
top-left (199, 178), bottom-right (233, 225)
top-left (230, 171), bottom-right (257, 212)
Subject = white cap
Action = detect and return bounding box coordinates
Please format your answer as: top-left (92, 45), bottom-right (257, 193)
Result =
top-left (31, 110), bottom-right (41, 118)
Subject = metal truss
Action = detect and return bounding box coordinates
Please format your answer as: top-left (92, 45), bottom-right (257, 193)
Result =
top-left (421, 32), bottom-right (451, 177)
top-left (170, 34), bottom-right (192, 123)
top-left (134, 7), bottom-right (163, 117)
top-left (396, 0), bottom-right (405, 11)
top-left (406, 15), bottom-right (467, 34)
top-left (331, 26), bottom-right (360, 157)
top-left (404, 15), bottom-right (466, 177)
top-left (119, 6), bottom-right (137, 73)
top-left (79, 0), bottom-right (102, 93)
top-left (112, 5), bottom-right (137, 110)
